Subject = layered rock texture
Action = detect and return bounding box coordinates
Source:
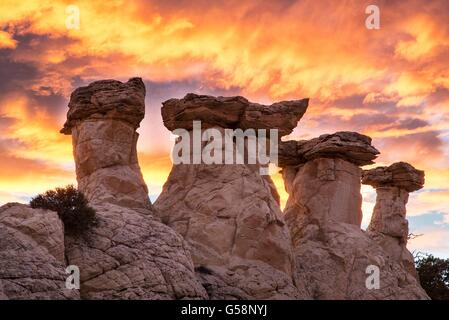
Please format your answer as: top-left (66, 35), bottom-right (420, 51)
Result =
top-left (0, 78), bottom-right (429, 300)
top-left (162, 93), bottom-right (309, 137)
top-left (0, 203), bottom-right (78, 299)
top-left (278, 131), bottom-right (380, 167)
top-left (60, 78), bottom-right (207, 299)
top-left (61, 78), bottom-right (149, 209)
top-left (362, 162), bottom-right (425, 193)
top-left (363, 163), bottom-right (426, 285)
top-left (155, 94), bottom-right (310, 299)
top-left (281, 132), bottom-right (379, 227)
top-left (280, 134), bottom-right (429, 299)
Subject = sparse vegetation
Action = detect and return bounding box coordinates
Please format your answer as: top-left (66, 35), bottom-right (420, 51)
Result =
top-left (30, 185), bottom-right (98, 236)
top-left (415, 253), bottom-right (449, 300)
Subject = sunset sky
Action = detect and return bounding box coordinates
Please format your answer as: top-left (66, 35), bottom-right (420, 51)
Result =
top-left (1, 0), bottom-right (449, 257)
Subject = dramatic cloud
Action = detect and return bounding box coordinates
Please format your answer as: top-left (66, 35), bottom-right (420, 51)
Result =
top-left (1, 0), bottom-right (449, 256)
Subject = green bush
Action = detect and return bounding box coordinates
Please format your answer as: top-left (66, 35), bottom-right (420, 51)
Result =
top-left (30, 185), bottom-right (98, 236)
top-left (415, 253), bottom-right (449, 300)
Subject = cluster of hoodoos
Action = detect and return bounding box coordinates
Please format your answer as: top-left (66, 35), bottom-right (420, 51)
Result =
top-left (0, 78), bottom-right (428, 300)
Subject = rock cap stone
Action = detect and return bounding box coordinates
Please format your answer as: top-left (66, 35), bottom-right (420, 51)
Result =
top-left (278, 131), bottom-right (380, 167)
top-left (61, 77), bottom-right (145, 134)
top-left (161, 93), bottom-right (309, 137)
top-left (362, 162), bottom-right (425, 192)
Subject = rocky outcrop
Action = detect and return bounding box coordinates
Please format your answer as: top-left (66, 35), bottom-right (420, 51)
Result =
top-left (155, 94), bottom-right (310, 299)
top-left (289, 221), bottom-right (429, 299)
top-left (0, 203), bottom-right (78, 299)
top-left (368, 187), bottom-right (410, 241)
top-left (281, 132), bottom-right (379, 227)
top-left (363, 162), bottom-right (425, 243)
top-left (61, 78), bottom-right (207, 299)
top-left (162, 93), bottom-right (309, 137)
top-left (363, 163), bottom-right (426, 284)
top-left (0, 77), bottom-right (431, 300)
top-left (280, 134), bottom-right (428, 299)
top-left (362, 162), bottom-right (425, 193)
top-left (61, 78), bottom-right (149, 209)
top-left (61, 78), bottom-right (145, 135)
top-left (278, 131), bottom-right (380, 167)
top-left (65, 203), bottom-right (207, 299)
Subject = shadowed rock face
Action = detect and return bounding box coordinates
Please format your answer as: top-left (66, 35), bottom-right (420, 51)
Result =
top-left (155, 94), bottom-right (310, 299)
top-left (60, 78), bottom-right (207, 300)
top-left (0, 203), bottom-right (79, 300)
top-left (162, 93), bottom-right (309, 137)
top-left (279, 135), bottom-right (429, 300)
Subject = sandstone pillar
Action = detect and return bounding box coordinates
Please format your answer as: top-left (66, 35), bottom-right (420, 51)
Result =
top-left (279, 133), bottom-right (428, 299)
top-left (279, 132), bottom-right (380, 244)
top-left (363, 162), bottom-right (425, 275)
top-left (60, 79), bottom-right (207, 299)
top-left (61, 78), bottom-right (149, 208)
top-left (363, 162), bottom-right (425, 242)
top-left (155, 93), bottom-right (310, 299)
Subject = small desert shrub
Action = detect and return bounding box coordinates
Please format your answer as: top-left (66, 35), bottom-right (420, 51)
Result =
top-left (30, 185), bottom-right (98, 236)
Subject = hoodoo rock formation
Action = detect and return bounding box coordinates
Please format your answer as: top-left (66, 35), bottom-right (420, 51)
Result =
top-left (0, 77), bottom-right (430, 300)
top-left (280, 132), bottom-right (380, 228)
top-left (60, 79), bottom-right (207, 299)
top-left (279, 133), bottom-right (428, 299)
top-left (61, 78), bottom-right (149, 208)
top-left (155, 93), bottom-right (309, 299)
top-left (0, 203), bottom-right (78, 299)
top-left (363, 163), bottom-right (425, 281)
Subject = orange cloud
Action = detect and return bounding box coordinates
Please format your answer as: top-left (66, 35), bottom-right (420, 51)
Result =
top-left (0, 93), bottom-right (74, 203)
top-left (0, 94), bottom-right (73, 162)
top-left (0, 0), bottom-right (449, 257)
top-left (394, 14), bottom-right (449, 62)
top-left (0, 30), bottom-right (17, 48)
